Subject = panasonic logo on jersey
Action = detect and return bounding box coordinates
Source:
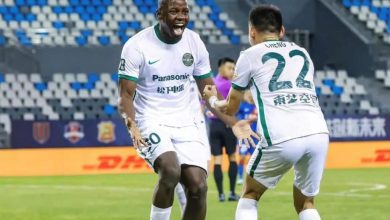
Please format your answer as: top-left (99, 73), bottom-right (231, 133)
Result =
top-left (152, 74), bottom-right (190, 82)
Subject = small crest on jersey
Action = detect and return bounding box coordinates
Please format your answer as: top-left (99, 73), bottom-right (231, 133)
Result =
top-left (233, 72), bottom-right (238, 79)
top-left (182, 53), bottom-right (194, 66)
top-left (97, 121), bottom-right (116, 144)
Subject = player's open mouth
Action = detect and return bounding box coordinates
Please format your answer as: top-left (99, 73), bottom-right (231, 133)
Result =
top-left (173, 24), bottom-right (185, 35)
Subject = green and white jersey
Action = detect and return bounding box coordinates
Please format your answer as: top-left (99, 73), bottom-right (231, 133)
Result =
top-left (118, 25), bottom-right (212, 126)
top-left (232, 41), bottom-right (329, 147)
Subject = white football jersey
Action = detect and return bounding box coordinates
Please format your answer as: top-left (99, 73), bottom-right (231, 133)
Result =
top-left (118, 25), bottom-right (212, 126)
top-left (232, 41), bottom-right (329, 147)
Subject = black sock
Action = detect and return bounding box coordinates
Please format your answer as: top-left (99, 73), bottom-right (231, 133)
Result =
top-left (213, 164), bottom-right (223, 195)
top-left (228, 161), bottom-right (238, 195)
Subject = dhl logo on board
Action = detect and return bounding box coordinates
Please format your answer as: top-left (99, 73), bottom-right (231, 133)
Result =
top-left (361, 149), bottom-right (390, 163)
top-left (0, 142), bottom-right (390, 177)
top-left (83, 155), bottom-right (150, 171)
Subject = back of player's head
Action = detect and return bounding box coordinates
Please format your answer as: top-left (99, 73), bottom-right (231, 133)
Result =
top-left (218, 57), bottom-right (235, 67)
top-left (249, 4), bottom-right (283, 34)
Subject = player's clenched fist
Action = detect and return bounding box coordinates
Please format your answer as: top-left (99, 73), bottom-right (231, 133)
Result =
top-left (203, 85), bottom-right (228, 111)
top-left (124, 117), bottom-right (148, 149)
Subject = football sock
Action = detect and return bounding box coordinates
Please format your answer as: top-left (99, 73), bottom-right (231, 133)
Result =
top-left (299, 209), bottom-right (321, 220)
top-left (150, 205), bottom-right (172, 220)
top-left (228, 161), bottom-right (238, 194)
top-left (175, 184), bottom-right (187, 215)
top-left (213, 164), bottom-right (223, 195)
top-left (235, 198), bottom-right (258, 220)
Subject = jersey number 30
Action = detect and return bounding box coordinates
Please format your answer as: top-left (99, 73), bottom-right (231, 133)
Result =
top-left (262, 50), bottom-right (312, 92)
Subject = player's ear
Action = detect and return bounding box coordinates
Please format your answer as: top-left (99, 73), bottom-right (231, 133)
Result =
top-left (279, 26), bottom-right (285, 39)
top-left (249, 25), bottom-right (256, 40)
top-left (156, 8), bottom-right (163, 20)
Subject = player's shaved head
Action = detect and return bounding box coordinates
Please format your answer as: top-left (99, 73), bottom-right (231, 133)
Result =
top-left (158, 0), bottom-right (169, 11)
top-left (156, 0), bottom-right (189, 43)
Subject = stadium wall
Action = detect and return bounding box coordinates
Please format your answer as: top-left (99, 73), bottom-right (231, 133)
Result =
top-left (1, 142), bottom-right (390, 177)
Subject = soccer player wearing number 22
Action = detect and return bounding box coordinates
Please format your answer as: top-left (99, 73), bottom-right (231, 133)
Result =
top-left (204, 5), bottom-right (329, 220)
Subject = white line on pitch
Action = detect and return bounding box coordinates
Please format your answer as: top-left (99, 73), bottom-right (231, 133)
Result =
top-left (1, 183), bottom-right (389, 198)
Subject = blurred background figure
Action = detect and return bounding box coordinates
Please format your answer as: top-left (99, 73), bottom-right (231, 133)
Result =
top-left (207, 57), bottom-right (240, 202)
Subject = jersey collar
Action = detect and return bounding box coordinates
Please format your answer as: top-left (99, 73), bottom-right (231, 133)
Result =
top-left (154, 24), bottom-right (181, 45)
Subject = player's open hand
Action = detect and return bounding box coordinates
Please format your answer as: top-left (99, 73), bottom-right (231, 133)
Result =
top-left (232, 120), bottom-right (261, 148)
top-left (124, 117), bottom-right (148, 149)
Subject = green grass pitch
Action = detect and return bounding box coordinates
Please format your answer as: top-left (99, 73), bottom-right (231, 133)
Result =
top-left (0, 168), bottom-right (389, 220)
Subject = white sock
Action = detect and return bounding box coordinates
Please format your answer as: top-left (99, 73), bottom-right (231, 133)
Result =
top-left (299, 209), bottom-right (321, 220)
top-left (235, 198), bottom-right (258, 220)
top-left (150, 205), bottom-right (172, 220)
top-left (175, 184), bottom-right (187, 215)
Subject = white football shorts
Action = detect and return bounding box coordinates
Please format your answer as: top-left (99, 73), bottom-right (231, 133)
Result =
top-left (136, 120), bottom-right (210, 173)
top-left (247, 133), bottom-right (329, 197)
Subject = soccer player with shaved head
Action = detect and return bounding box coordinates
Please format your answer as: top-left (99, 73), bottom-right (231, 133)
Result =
top-left (117, 0), bottom-right (258, 219)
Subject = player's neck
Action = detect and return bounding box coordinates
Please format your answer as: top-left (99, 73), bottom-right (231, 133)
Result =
top-left (154, 24), bottom-right (181, 44)
top-left (252, 34), bottom-right (280, 45)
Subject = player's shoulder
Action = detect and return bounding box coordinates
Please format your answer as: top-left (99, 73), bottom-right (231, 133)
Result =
top-left (183, 28), bottom-right (203, 42)
top-left (122, 26), bottom-right (154, 50)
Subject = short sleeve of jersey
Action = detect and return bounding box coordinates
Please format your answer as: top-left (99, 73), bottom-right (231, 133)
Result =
top-left (118, 42), bottom-right (143, 82)
top-left (193, 34), bottom-right (212, 80)
top-left (232, 52), bottom-right (251, 91)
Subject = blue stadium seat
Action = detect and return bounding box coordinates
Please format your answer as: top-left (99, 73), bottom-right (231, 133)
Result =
top-left (323, 79), bottom-right (335, 87)
top-left (53, 21), bottom-right (65, 29)
top-left (88, 73), bottom-right (100, 82)
top-left (98, 36), bottom-right (110, 46)
top-left (34, 82), bottom-right (47, 91)
top-left (315, 87), bottom-right (321, 96)
top-left (0, 36), bottom-right (6, 46)
top-left (75, 36), bottom-right (88, 46)
top-left (332, 86), bottom-right (344, 95)
top-left (83, 82), bottom-right (94, 90)
top-left (0, 73), bottom-right (4, 83)
top-left (111, 73), bottom-right (118, 81)
top-left (103, 104), bottom-right (116, 115)
top-left (70, 82), bottom-right (82, 90)
top-left (52, 6), bottom-right (62, 14)
top-left (81, 29), bottom-right (93, 37)
top-left (230, 35), bottom-right (240, 45)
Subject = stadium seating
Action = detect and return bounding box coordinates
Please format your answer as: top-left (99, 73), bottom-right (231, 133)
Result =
top-left (315, 69), bottom-right (380, 115)
top-left (342, 0), bottom-right (390, 44)
top-left (0, 70), bottom-right (380, 123)
top-left (375, 69), bottom-right (390, 88)
top-left (0, 0), bottom-right (247, 46)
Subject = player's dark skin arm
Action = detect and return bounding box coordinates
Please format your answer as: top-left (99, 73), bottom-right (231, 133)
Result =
top-left (195, 77), bottom-right (238, 127)
top-left (118, 79), bottom-right (147, 148)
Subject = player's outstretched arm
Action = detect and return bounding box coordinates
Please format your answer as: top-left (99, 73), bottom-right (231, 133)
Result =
top-left (118, 79), bottom-right (147, 149)
top-left (195, 77), bottom-right (238, 127)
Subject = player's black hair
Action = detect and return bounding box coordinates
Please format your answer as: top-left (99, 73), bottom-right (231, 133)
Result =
top-left (249, 4), bottom-right (283, 34)
top-left (218, 57), bottom-right (235, 67)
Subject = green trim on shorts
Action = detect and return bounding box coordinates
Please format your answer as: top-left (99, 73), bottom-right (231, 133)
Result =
top-left (252, 79), bottom-right (272, 146)
top-left (249, 147), bottom-right (263, 177)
